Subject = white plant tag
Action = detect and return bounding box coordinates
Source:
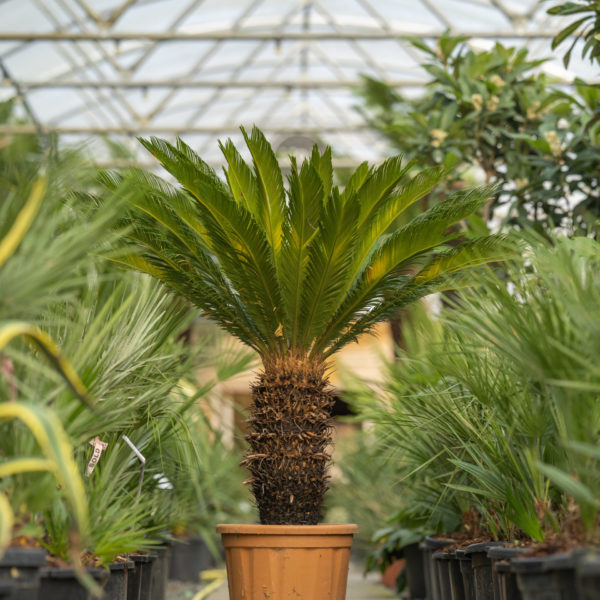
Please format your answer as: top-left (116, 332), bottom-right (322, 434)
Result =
top-left (86, 436), bottom-right (108, 476)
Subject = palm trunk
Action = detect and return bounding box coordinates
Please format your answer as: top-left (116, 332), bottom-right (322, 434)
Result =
top-left (242, 356), bottom-right (334, 525)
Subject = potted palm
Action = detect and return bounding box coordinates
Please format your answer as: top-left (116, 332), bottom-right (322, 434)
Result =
top-left (113, 126), bottom-right (505, 599)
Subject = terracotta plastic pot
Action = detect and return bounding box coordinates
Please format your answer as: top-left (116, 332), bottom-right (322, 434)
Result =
top-left (217, 523), bottom-right (357, 600)
top-left (381, 558), bottom-right (404, 589)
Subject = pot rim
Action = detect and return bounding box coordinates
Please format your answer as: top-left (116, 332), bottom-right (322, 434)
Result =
top-left (216, 523), bottom-right (358, 536)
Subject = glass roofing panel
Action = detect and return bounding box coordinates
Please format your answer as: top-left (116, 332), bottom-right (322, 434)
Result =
top-left (0, 0), bottom-right (594, 166)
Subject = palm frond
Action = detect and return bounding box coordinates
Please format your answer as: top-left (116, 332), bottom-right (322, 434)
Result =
top-left (241, 126), bottom-right (286, 254)
top-left (321, 235), bottom-right (507, 358)
top-left (355, 154), bottom-right (410, 227)
top-left (278, 156), bottom-right (324, 345)
top-left (219, 138), bottom-right (261, 216)
top-left (126, 129), bottom-right (504, 361)
top-left (299, 188), bottom-right (359, 350)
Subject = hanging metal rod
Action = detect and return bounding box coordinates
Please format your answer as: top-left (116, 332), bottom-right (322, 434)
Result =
top-left (0, 79), bottom-right (426, 89)
top-left (0, 124), bottom-right (369, 135)
top-left (0, 31), bottom-right (562, 41)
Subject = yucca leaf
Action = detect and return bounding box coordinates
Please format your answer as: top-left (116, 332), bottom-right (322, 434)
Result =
top-left (0, 495), bottom-right (13, 557)
top-left (537, 463), bottom-right (598, 506)
top-left (0, 322), bottom-right (89, 404)
top-left (0, 402), bottom-right (89, 538)
top-left (0, 175), bottom-right (47, 269)
top-left (0, 458), bottom-right (53, 477)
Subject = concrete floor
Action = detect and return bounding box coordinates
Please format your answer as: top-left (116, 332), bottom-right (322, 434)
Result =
top-left (166, 561), bottom-right (397, 599)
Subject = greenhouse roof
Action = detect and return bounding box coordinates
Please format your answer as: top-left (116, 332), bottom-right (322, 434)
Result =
top-left (0, 0), bottom-right (595, 166)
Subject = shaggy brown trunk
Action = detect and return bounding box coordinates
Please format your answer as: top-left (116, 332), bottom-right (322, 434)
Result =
top-left (242, 356), bottom-right (334, 525)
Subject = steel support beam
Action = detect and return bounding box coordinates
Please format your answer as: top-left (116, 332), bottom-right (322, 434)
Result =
top-left (0, 31), bottom-right (562, 41)
top-left (0, 124), bottom-right (369, 135)
top-left (0, 79), bottom-right (426, 89)
top-left (94, 157), bottom-right (368, 169)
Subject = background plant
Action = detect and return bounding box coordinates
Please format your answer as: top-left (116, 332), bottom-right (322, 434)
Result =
top-left (346, 234), bottom-right (600, 577)
top-left (1, 113), bottom-right (254, 569)
top-left (359, 33), bottom-right (600, 236)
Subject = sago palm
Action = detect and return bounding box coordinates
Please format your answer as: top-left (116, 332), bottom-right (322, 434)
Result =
top-left (111, 126), bottom-right (504, 525)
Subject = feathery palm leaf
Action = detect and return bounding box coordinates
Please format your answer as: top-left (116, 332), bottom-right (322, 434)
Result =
top-left (115, 127), bottom-right (503, 363)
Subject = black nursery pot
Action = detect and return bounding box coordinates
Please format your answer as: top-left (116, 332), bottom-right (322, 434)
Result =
top-left (38, 567), bottom-right (109, 600)
top-left (103, 561), bottom-right (134, 600)
top-left (0, 582), bottom-right (12, 599)
top-left (432, 551), bottom-right (452, 600)
top-left (0, 547), bottom-right (46, 600)
top-left (543, 553), bottom-right (578, 600)
top-left (149, 545), bottom-right (170, 600)
top-left (487, 545), bottom-right (532, 600)
top-left (127, 554), bottom-right (157, 600)
top-left (576, 550), bottom-right (600, 600)
top-left (422, 536), bottom-right (455, 600)
top-left (168, 536), bottom-right (215, 583)
top-left (510, 556), bottom-right (564, 600)
top-left (464, 541), bottom-right (505, 600)
top-left (446, 551), bottom-right (465, 600)
top-left (403, 542), bottom-right (427, 599)
top-left (456, 548), bottom-right (475, 600)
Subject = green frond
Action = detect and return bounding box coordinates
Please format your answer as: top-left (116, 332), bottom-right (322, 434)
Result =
top-left (311, 186), bottom-right (494, 358)
top-left (348, 164), bottom-right (446, 286)
top-left (341, 161), bottom-right (371, 201)
top-left (241, 126), bottom-right (286, 254)
top-left (309, 145), bottom-right (333, 202)
top-left (414, 235), bottom-right (509, 284)
top-left (355, 154), bottom-right (410, 227)
top-left (187, 180), bottom-right (283, 346)
top-left (299, 188), bottom-right (359, 349)
top-left (322, 235), bottom-right (508, 358)
top-left (365, 185), bottom-right (493, 284)
top-left (123, 129), bottom-right (504, 363)
top-left (219, 138), bottom-right (261, 216)
top-left (135, 141), bottom-right (284, 348)
top-left (278, 157), bottom-right (324, 345)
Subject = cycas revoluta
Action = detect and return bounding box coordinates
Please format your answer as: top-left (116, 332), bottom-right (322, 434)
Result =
top-left (111, 126), bottom-right (505, 525)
